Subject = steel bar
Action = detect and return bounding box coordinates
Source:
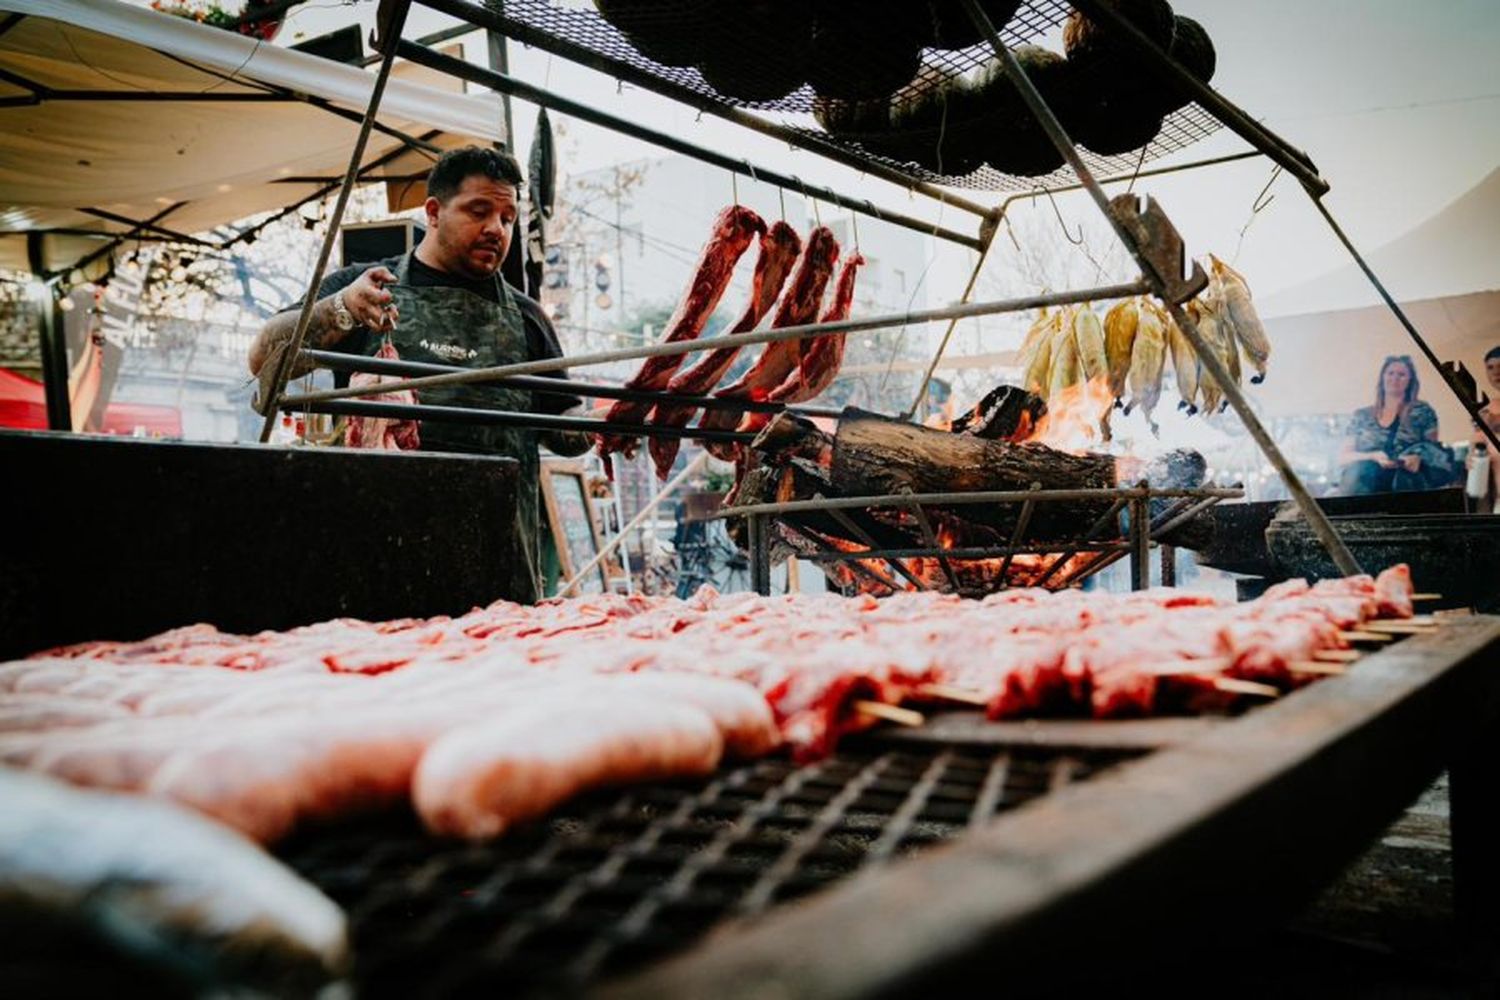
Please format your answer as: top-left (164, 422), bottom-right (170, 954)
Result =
top-left (748, 514), bottom-right (771, 596)
top-left (297, 349), bottom-right (845, 418)
top-left (396, 41), bottom-right (986, 251)
top-left (1160, 545), bottom-right (1177, 587)
top-left (712, 486), bottom-right (1242, 520)
top-left (1056, 493), bottom-right (1226, 587)
top-left (278, 282), bottom-right (1153, 405)
top-left (412, 0), bottom-right (997, 221)
top-left (901, 492), bottom-right (959, 593)
top-left (1129, 496), bottom-right (1150, 591)
top-left (962, 0), bottom-right (1360, 579)
top-left (559, 451), bottom-right (706, 597)
top-left (822, 503), bottom-right (930, 593)
top-left (1068, 0), bottom-right (1327, 196)
top-left (1007, 151), bottom-right (1261, 205)
top-left (290, 400), bottom-right (757, 443)
top-left (998, 487), bottom-right (1040, 583)
top-left (1032, 498), bottom-right (1129, 589)
top-left (801, 543), bottom-right (1129, 562)
top-left (256, 0), bottom-right (412, 441)
top-left (1310, 197), bottom-right (1500, 456)
top-left (905, 214), bottom-right (1001, 418)
top-left (781, 519), bottom-right (902, 595)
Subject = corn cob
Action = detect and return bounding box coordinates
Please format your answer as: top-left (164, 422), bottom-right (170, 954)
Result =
top-left (1103, 298), bottom-right (1139, 403)
top-left (1209, 254), bottom-right (1270, 383)
top-left (1125, 297), bottom-right (1167, 432)
top-left (1020, 308), bottom-right (1059, 396)
top-left (1186, 298), bottom-right (1224, 414)
top-left (1165, 308), bottom-right (1201, 414)
top-left (1047, 306), bottom-right (1082, 402)
top-left (1072, 305), bottom-right (1109, 384)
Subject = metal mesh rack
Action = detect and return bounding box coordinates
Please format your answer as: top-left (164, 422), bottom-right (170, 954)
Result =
top-left (277, 740), bottom-right (1142, 997)
top-left (460, 0), bottom-right (1225, 193)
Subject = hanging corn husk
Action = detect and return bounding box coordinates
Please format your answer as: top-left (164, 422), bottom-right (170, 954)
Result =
top-left (1208, 254), bottom-right (1270, 383)
top-left (1103, 298), bottom-right (1139, 404)
top-left (1126, 298), bottom-right (1167, 433)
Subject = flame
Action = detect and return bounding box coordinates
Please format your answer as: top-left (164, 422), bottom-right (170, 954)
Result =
top-left (1024, 376), bottom-right (1114, 454)
top-left (935, 522), bottom-right (959, 550)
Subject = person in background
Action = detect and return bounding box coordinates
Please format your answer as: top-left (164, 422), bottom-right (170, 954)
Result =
top-left (1469, 345), bottom-right (1500, 510)
top-left (1337, 354), bottom-right (1453, 494)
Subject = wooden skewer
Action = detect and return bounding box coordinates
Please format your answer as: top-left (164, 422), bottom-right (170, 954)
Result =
top-left (1146, 657), bottom-right (1233, 677)
top-left (853, 700), bottom-right (925, 728)
top-left (914, 684), bottom-right (989, 706)
top-left (1363, 620), bottom-right (1436, 635)
top-left (1290, 662), bottom-right (1348, 676)
top-left (1314, 648), bottom-right (1363, 663)
top-left (1338, 630), bottom-right (1393, 643)
top-left (1214, 678), bottom-right (1280, 698)
top-left (1410, 593), bottom-right (1443, 602)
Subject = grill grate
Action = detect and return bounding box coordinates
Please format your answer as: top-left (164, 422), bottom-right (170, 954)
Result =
top-left (278, 741), bottom-right (1140, 997)
top-left (476, 0), bottom-right (1226, 193)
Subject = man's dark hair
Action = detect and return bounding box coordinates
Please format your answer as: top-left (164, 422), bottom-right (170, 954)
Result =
top-left (1486, 345), bottom-right (1500, 364)
top-left (426, 146), bottom-right (524, 203)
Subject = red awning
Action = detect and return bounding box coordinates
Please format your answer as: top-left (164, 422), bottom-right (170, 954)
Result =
top-left (0, 365), bottom-right (181, 436)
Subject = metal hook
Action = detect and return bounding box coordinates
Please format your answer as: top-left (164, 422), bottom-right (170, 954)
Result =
top-left (851, 211), bottom-right (860, 250)
top-left (743, 159), bottom-right (758, 186)
top-left (778, 187), bottom-right (786, 222)
top-left (1251, 165), bottom-right (1282, 213)
top-left (731, 170), bottom-right (738, 205)
top-left (1042, 186), bottom-right (1084, 245)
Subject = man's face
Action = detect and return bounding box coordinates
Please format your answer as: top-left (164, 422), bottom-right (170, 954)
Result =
top-left (1485, 355), bottom-right (1500, 393)
top-left (426, 174), bottom-right (518, 280)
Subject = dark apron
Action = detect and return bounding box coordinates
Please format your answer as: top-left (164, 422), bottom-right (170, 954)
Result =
top-left (372, 254), bottom-right (542, 603)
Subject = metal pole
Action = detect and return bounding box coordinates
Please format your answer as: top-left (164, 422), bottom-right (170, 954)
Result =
top-left (1129, 495), bottom-right (1151, 591)
top-left (394, 41), bottom-right (987, 251)
top-left (1160, 545), bottom-right (1177, 587)
top-left (35, 283), bottom-right (70, 431)
top-left (278, 281), bottom-right (1153, 406)
top-left (256, 0), bottom-right (413, 442)
top-left (748, 514), bottom-right (771, 596)
top-left (960, 0), bottom-right (1361, 579)
top-left (1310, 196), bottom-right (1500, 456)
top-left (296, 399), bottom-right (756, 443)
top-left (906, 214), bottom-right (1001, 419)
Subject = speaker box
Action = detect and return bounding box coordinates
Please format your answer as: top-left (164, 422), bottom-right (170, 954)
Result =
top-left (341, 219), bottom-right (424, 267)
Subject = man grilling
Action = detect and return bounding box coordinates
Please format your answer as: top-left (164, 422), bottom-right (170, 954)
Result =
top-left (249, 145), bottom-right (590, 602)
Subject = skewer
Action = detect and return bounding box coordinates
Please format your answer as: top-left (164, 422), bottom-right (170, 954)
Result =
top-left (1213, 678), bottom-right (1280, 698)
top-left (853, 700), bottom-right (926, 728)
top-left (1290, 662), bottom-right (1348, 676)
top-left (1313, 649), bottom-right (1363, 663)
top-left (1145, 657), bottom-right (1233, 677)
top-left (1338, 630), bottom-right (1393, 643)
top-left (913, 684), bottom-right (989, 706)
top-left (1363, 620), bottom-right (1437, 635)
top-left (1410, 593), bottom-right (1443, 602)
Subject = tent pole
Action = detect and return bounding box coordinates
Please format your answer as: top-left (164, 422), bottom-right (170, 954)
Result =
top-left (960, 0), bottom-right (1362, 578)
top-left (255, 0), bottom-right (413, 442)
top-left (34, 281), bottom-right (71, 431)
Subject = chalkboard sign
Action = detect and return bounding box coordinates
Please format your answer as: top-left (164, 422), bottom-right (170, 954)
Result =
top-left (540, 460), bottom-right (608, 595)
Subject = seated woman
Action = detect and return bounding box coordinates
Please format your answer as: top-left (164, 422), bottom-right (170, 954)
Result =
top-left (1338, 355), bottom-right (1454, 494)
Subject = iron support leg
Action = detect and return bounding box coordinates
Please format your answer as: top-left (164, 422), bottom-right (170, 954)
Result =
top-left (37, 286), bottom-right (71, 431)
top-left (748, 514), bottom-right (772, 596)
top-left (1159, 544), bottom-right (1177, 587)
top-left (1129, 499), bottom-right (1150, 591)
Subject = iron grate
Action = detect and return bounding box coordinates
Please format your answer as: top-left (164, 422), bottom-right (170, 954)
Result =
top-left (277, 741), bottom-right (1141, 997)
top-left (475, 0), bottom-right (1227, 193)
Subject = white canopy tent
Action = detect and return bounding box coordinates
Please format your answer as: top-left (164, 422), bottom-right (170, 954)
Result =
top-left (1249, 166), bottom-right (1500, 432)
top-left (0, 0), bottom-right (505, 277)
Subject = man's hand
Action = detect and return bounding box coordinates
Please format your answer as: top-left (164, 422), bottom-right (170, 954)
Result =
top-left (343, 266), bottom-right (399, 332)
top-left (1400, 453), bottom-right (1422, 473)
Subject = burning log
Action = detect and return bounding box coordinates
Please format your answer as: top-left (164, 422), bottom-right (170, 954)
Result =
top-left (829, 409), bottom-right (1119, 540)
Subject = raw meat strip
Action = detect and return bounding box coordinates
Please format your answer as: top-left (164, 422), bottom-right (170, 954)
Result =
top-left (647, 220), bottom-right (803, 478)
top-left (596, 205), bottom-right (766, 459)
top-left (698, 226), bottom-right (840, 458)
top-left (345, 340), bottom-right (421, 450)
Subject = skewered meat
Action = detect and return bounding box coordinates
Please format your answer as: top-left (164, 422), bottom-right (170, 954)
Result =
top-left (344, 340), bottom-right (420, 450)
top-left (698, 226), bottom-right (840, 458)
top-left (1103, 298), bottom-right (1138, 402)
top-left (0, 767), bottom-right (347, 994)
top-left (647, 221), bottom-right (803, 478)
top-left (597, 205), bottom-right (766, 459)
top-left (1209, 254), bottom-right (1270, 383)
